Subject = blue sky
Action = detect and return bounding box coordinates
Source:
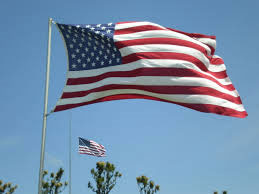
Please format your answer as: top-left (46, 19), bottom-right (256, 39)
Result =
top-left (0, 0), bottom-right (259, 194)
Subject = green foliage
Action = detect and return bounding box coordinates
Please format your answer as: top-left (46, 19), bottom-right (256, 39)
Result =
top-left (42, 168), bottom-right (68, 194)
top-left (88, 161), bottom-right (122, 194)
top-left (136, 175), bottom-right (160, 194)
top-left (0, 180), bottom-right (18, 194)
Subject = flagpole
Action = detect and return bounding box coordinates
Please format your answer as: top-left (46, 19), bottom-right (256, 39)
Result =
top-left (38, 17), bottom-right (53, 194)
top-left (69, 112), bottom-right (72, 194)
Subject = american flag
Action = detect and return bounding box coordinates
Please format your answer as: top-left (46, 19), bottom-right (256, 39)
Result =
top-left (54, 21), bottom-right (247, 118)
top-left (78, 137), bottom-right (106, 157)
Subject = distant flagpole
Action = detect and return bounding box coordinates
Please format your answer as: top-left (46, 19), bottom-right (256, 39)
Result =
top-left (38, 17), bottom-right (53, 194)
top-left (69, 112), bottom-right (72, 194)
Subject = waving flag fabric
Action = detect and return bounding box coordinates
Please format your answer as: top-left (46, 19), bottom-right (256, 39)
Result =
top-left (54, 21), bottom-right (247, 118)
top-left (79, 137), bottom-right (106, 157)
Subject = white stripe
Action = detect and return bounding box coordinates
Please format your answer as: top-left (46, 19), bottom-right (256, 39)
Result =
top-left (114, 30), bottom-right (212, 55)
top-left (79, 150), bottom-right (105, 156)
top-left (79, 148), bottom-right (105, 154)
top-left (64, 75), bottom-right (238, 97)
top-left (212, 55), bottom-right (221, 59)
top-left (115, 22), bottom-right (166, 30)
top-left (67, 59), bottom-right (228, 84)
top-left (196, 38), bottom-right (216, 49)
top-left (56, 89), bottom-right (245, 112)
top-left (79, 149), bottom-right (105, 154)
top-left (79, 145), bottom-right (106, 152)
top-left (119, 44), bottom-right (214, 71)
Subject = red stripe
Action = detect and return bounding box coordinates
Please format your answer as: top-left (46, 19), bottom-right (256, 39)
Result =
top-left (79, 149), bottom-right (105, 154)
top-left (166, 28), bottom-right (216, 55)
top-left (115, 38), bottom-right (222, 66)
top-left (114, 25), bottom-right (164, 35)
top-left (167, 27), bottom-right (216, 39)
top-left (66, 68), bottom-right (234, 91)
top-left (54, 94), bottom-right (247, 118)
top-left (79, 148), bottom-right (105, 154)
top-left (122, 52), bottom-right (227, 79)
top-left (210, 57), bottom-right (224, 65)
top-left (116, 21), bottom-right (136, 25)
top-left (61, 84), bottom-right (242, 104)
top-left (79, 152), bottom-right (105, 157)
top-left (79, 146), bottom-right (105, 152)
top-left (115, 38), bottom-right (209, 56)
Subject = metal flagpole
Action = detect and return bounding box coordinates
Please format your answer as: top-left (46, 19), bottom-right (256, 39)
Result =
top-left (69, 112), bottom-right (72, 194)
top-left (38, 17), bottom-right (53, 194)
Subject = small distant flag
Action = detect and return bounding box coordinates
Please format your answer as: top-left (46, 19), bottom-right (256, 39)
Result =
top-left (78, 137), bottom-right (106, 157)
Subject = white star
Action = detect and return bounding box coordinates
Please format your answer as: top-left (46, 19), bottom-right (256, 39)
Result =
top-left (100, 33), bottom-right (105, 38)
top-left (82, 63), bottom-right (87, 67)
top-left (88, 42), bottom-right (92, 46)
top-left (69, 44), bottom-right (74, 48)
top-left (96, 56), bottom-right (100, 61)
top-left (108, 23), bottom-right (113, 26)
top-left (116, 58), bottom-right (120, 62)
top-left (85, 48), bottom-right (89, 52)
top-left (72, 64), bottom-right (77, 68)
top-left (72, 38), bottom-right (76, 43)
top-left (109, 60), bottom-right (112, 64)
top-left (87, 58), bottom-right (91, 62)
top-left (107, 49), bottom-right (110, 54)
top-left (113, 47), bottom-right (117, 51)
top-left (95, 40), bottom-right (99, 45)
top-left (76, 49), bottom-right (80, 53)
top-left (91, 52), bottom-right (94, 56)
top-left (101, 45), bottom-right (104, 49)
top-left (61, 25), bottom-right (65, 29)
top-left (106, 29), bottom-right (111, 33)
top-left (81, 53), bottom-right (86, 57)
top-left (66, 34), bottom-right (70, 38)
top-left (71, 54), bottom-right (76, 58)
top-left (107, 37), bottom-right (110, 41)
top-left (68, 26), bottom-right (72, 29)
top-left (89, 37), bottom-right (92, 40)
top-left (95, 31), bottom-right (100, 34)
top-left (96, 24), bottom-right (101, 27)
top-left (92, 62), bottom-right (95, 66)
top-left (94, 36), bottom-right (99, 40)
top-left (77, 59), bottom-right (81, 63)
top-left (101, 39), bottom-right (105, 43)
top-left (99, 50), bottom-right (103, 55)
top-left (74, 34), bottom-right (78, 38)
top-left (104, 55), bottom-right (108, 59)
top-left (90, 27), bottom-right (95, 31)
top-left (86, 25), bottom-right (91, 28)
top-left (107, 43), bottom-right (111, 47)
top-left (81, 37), bottom-right (85, 42)
top-left (101, 26), bottom-right (106, 30)
top-left (81, 29), bottom-right (85, 32)
top-left (94, 46), bottom-right (97, 51)
top-left (79, 43), bottom-right (83, 47)
top-left (101, 61), bottom-right (104, 65)
top-left (112, 54), bottom-right (115, 58)
top-left (76, 25), bottom-right (80, 28)
top-left (68, 30), bottom-right (71, 33)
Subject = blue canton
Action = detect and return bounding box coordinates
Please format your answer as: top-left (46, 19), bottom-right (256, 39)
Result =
top-left (57, 23), bottom-right (122, 71)
top-left (79, 137), bottom-right (91, 147)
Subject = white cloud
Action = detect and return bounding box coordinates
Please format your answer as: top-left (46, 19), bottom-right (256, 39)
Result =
top-left (45, 152), bottom-right (64, 168)
top-left (0, 136), bottom-right (21, 148)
